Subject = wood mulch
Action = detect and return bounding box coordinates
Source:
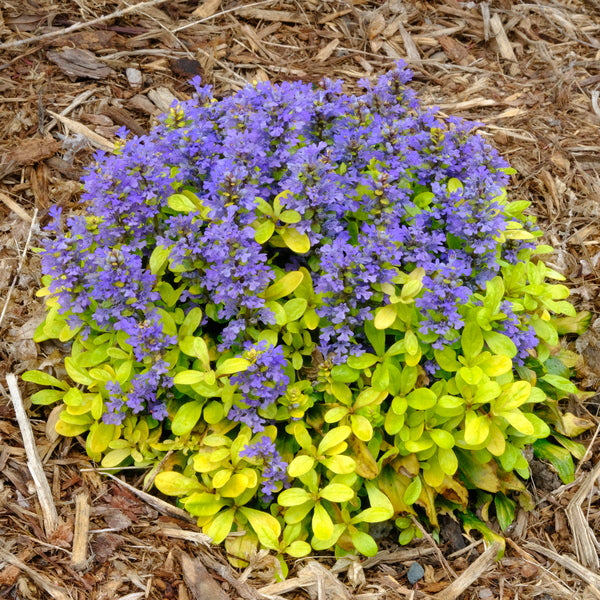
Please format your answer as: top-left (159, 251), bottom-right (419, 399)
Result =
top-left (1, 1), bottom-right (600, 598)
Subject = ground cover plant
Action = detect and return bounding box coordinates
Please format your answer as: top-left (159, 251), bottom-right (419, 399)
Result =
top-left (25, 63), bottom-right (590, 570)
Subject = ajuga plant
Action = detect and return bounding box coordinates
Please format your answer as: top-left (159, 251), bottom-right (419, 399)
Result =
top-left (26, 63), bottom-right (591, 571)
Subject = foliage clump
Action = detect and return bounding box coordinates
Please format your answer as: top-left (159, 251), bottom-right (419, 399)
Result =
top-left (27, 64), bottom-right (590, 568)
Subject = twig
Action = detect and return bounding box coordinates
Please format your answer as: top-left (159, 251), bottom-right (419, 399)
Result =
top-left (0, 0), bottom-right (171, 51)
top-left (434, 542), bottom-right (502, 600)
top-left (0, 546), bottom-right (71, 600)
top-left (0, 208), bottom-right (38, 329)
top-left (411, 515), bottom-right (457, 580)
top-left (5, 373), bottom-right (60, 537)
top-left (44, 89), bottom-right (97, 135)
top-left (0, 191), bottom-right (33, 224)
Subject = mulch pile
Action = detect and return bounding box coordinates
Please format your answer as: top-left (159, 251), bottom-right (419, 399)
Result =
top-left (1, 1), bottom-right (599, 598)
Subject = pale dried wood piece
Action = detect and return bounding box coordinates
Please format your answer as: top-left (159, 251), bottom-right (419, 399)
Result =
top-left (234, 7), bottom-right (307, 24)
top-left (47, 111), bottom-right (114, 152)
top-left (397, 22), bottom-right (420, 60)
top-left (0, 0), bottom-right (170, 50)
top-left (158, 526), bottom-right (211, 546)
top-left (259, 560), bottom-right (352, 599)
top-left (147, 87), bottom-right (178, 113)
top-left (481, 2), bottom-right (491, 41)
top-left (102, 105), bottom-right (147, 137)
top-left (526, 541), bottom-right (600, 591)
top-left (315, 39), bottom-right (340, 62)
top-left (174, 0), bottom-right (272, 33)
top-left (490, 14), bottom-right (517, 62)
top-left (179, 552), bottom-right (230, 600)
top-left (565, 459), bottom-right (600, 570)
top-left (71, 491), bottom-right (90, 571)
top-left (126, 68), bottom-right (143, 89)
top-left (0, 546), bottom-right (71, 600)
top-left (0, 191), bottom-right (33, 223)
top-left (6, 373), bottom-right (59, 537)
top-left (129, 94), bottom-right (162, 117)
top-left (98, 471), bottom-right (195, 523)
top-left (318, 9), bottom-right (352, 25)
top-left (192, 0), bottom-right (222, 18)
top-left (434, 542), bottom-right (502, 600)
top-left (436, 98), bottom-right (496, 110)
top-left (357, 546), bottom-right (436, 570)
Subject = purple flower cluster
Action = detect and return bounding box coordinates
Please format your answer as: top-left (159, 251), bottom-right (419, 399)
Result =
top-left (228, 341), bottom-right (289, 432)
top-left (104, 360), bottom-right (172, 425)
top-left (498, 302), bottom-right (538, 364)
top-left (240, 436), bottom-right (288, 502)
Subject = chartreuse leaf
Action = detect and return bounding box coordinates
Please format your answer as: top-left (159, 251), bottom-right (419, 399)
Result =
top-left (205, 509), bottom-right (235, 544)
top-left (403, 476), bottom-right (422, 505)
top-left (264, 270), bottom-right (304, 300)
top-left (171, 400), bottom-right (204, 436)
top-left (319, 483), bottom-right (354, 503)
top-left (216, 357), bottom-right (251, 376)
top-left (312, 502), bottom-right (334, 540)
top-left (155, 472), bottom-right (203, 496)
top-left (279, 488), bottom-right (312, 506)
top-left (239, 507), bottom-right (281, 550)
top-left (280, 228), bottom-right (310, 253)
top-left (22, 370), bottom-right (69, 390)
top-left (494, 493), bottom-right (516, 531)
top-left (317, 425), bottom-right (351, 454)
top-left (350, 530), bottom-right (378, 556)
top-left (287, 455), bottom-right (316, 477)
top-left (31, 389), bottom-right (65, 405)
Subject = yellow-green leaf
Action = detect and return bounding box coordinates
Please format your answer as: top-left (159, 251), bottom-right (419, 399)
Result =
top-left (317, 425), bottom-right (351, 455)
top-left (239, 507), bottom-right (281, 550)
top-left (171, 400), bottom-right (204, 436)
top-left (205, 509), bottom-right (235, 544)
top-left (319, 483), bottom-right (354, 503)
top-left (280, 228), bottom-right (310, 254)
top-left (287, 455), bottom-right (316, 478)
top-left (374, 304), bottom-right (397, 330)
top-left (154, 471), bottom-right (202, 496)
top-left (216, 358), bottom-right (251, 376)
top-left (264, 270), bottom-right (304, 300)
top-left (312, 502), bottom-right (333, 540)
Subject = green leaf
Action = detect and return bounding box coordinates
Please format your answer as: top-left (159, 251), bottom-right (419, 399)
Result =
top-left (285, 540), bottom-right (312, 557)
top-left (403, 477), bottom-right (422, 505)
top-left (239, 507), bottom-right (281, 550)
top-left (287, 455), bottom-right (316, 478)
top-left (31, 389), bottom-right (65, 405)
top-left (171, 400), bottom-right (204, 436)
top-left (406, 388), bottom-right (437, 410)
top-left (65, 358), bottom-right (94, 386)
top-left (279, 209), bottom-right (301, 224)
top-left (320, 454), bottom-right (356, 474)
top-left (484, 331), bottom-right (517, 358)
top-left (319, 483), bottom-right (354, 503)
top-left (430, 429), bottom-right (454, 449)
top-left (494, 493), bottom-right (516, 531)
top-left (324, 406), bottom-right (350, 423)
top-left (149, 245), bottom-right (170, 275)
top-left (330, 364), bottom-right (360, 383)
top-left (22, 370), bottom-right (69, 390)
top-left (350, 529), bottom-right (378, 556)
top-left (154, 471), bottom-right (203, 496)
top-left (87, 422), bottom-right (117, 454)
top-left (312, 502), bottom-right (334, 540)
top-left (437, 447), bottom-right (458, 475)
top-left (317, 425), bottom-right (351, 455)
top-left (279, 487), bottom-right (313, 506)
top-left (462, 322), bottom-right (483, 358)
top-left (264, 271), bottom-right (304, 300)
top-left (179, 307), bottom-right (203, 338)
top-left (168, 193), bottom-right (197, 212)
top-left (350, 414), bottom-right (373, 441)
top-left (217, 358), bottom-right (251, 376)
top-left (254, 220), bottom-right (275, 244)
top-left (541, 374), bottom-right (578, 395)
top-left (533, 439), bottom-right (575, 484)
top-left (284, 297), bottom-right (308, 322)
top-left (374, 304), bottom-right (397, 330)
top-left (497, 409), bottom-right (535, 435)
top-left (464, 410), bottom-right (490, 446)
top-left (173, 370), bottom-right (204, 385)
top-left (205, 509), bottom-right (235, 544)
top-left (280, 228), bottom-right (310, 254)
top-left (101, 448), bottom-right (132, 468)
top-left (347, 353), bottom-right (379, 369)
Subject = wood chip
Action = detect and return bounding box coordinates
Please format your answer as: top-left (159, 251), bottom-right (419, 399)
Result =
top-left (147, 87), bottom-right (179, 113)
top-left (234, 7), bottom-right (306, 24)
top-left (438, 35), bottom-right (475, 66)
top-left (129, 94), bottom-right (162, 117)
top-left (102, 105), bottom-right (147, 137)
top-left (397, 22), bottom-right (420, 60)
top-left (47, 48), bottom-right (116, 80)
top-left (179, 552), bottom-right (230, 600)
top-left (6, 374), bottom-right (59, 536)
top-left (490, 14), bottom-right (517, 62)
top-left (315, 38), bottom-right (340, 62)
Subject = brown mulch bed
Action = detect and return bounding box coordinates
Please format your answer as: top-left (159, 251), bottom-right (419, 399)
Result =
top-left (1, 1), bottom-right (600, 598)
